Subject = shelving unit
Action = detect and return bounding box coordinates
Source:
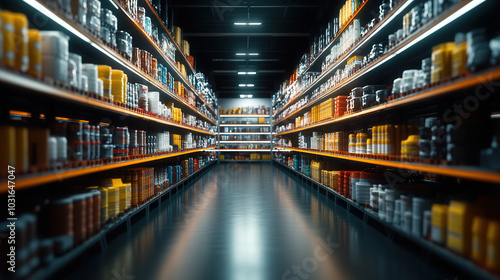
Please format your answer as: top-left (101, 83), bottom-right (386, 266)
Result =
top-left (110, 0), bottom-right (217, 116)
top-left (275, 66), bottom-right (500, 135)
top-left (273, 0), bottom-right (481, 124)
top-left (271, 0), bottom-right (500, 278)
top-left (25, 160), bottom-right (217, 280)
top-left (273, 146), bottom-right (500, 184)
top-left (21, 0), bottom-right (216, 124)
top-left (273, 160), bottom-right (498, 280)
top-left (273, 0), bottom-right (414, 118)
top-left (218, 112), bottom-right (272, 161)
top-left (0, 68), bottom-right (216, 135)
top-left (0, 146), bottom-right (216, 193)
top-left (140, 0), bottom-right (196, 76)
top-left (0, 1), bottom-right (220, 279)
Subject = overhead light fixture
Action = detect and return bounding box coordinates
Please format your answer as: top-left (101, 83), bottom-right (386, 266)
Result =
top-left (23, 0), bottom-right (91, 43)
top-left (239, 84), bottom-right (247, 87)
top-left (240, 94), bottom-right (253, 98)
top-left (238, 72), bottom-right (257, 75)
top-left (235, 53), bottom-right (259, 56)
top-left (234, 22), bottom-right (262, 26)
top-left (239, 84), bottom-right (254, 87)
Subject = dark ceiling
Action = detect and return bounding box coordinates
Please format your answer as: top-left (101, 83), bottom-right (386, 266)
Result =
top-left (171, 0), bottom-right (341, 99)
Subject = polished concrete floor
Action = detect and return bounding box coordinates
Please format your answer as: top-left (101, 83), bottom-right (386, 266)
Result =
top-left (66, 162), bottom-right (451, 280)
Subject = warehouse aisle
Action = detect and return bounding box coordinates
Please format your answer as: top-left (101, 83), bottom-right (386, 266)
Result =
top-left (66, 162), bottom-right (450, 280)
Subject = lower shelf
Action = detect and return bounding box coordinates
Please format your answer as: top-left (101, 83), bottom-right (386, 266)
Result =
top-left (24, 160), bottom-right (217, 280)
top-left (219, 160), bottom-right (272, 163)
top-left (273, 159), bottom-right (500, 280)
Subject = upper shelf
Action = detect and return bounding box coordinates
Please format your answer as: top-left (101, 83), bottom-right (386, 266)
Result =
top-left (111, 0), bottom-right (216, 116)
top-left (140, 0), bottom-right (196, 76)
top-left (0, 68), bottom-right (216, 135)
top-left (273, 147), bottom-right (500, 185)
top-left (220, 124), bottom-right (271, 127)
top-left (0, 146), bottom-right (216, 193)
top-left (275, 66), bottom-right (500, 134)
top-left (22, 0), bottom-right (216, 124)
top-left (219, 132), bottom-right (272, 135)
top-left (273, 0), bottom-right (408, 116)
top-left (273, 0), bottom-right (484, 124)
top-left (220, 114), bottom-right (271, 118)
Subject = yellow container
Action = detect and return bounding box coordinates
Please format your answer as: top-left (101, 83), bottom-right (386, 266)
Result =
top-left (99, 187), bottom-right (108, 224)
top-left (107, 186), bottom-right (119, 219)
top-left (486, 221), bottom-right (500, 272)
top-left (123, 74), bottom-right (128, 104)
top-left (12, 13), bottom-right (29, 73)
top-left (431, 204), bottom-right (448, 245)
top-left (0, 126), bottom-right (16, 177)
top-left (125, 183), bottom-right (131, 209)
top-left (431, 42), bottom-right (454, 83)
top-left (472, 216), bottom-right (488, 265)
top-left (98, 65), bottom-right (112, 78)
top-left (98, 65), bottom-right (112, 97)
top-left (1, 11), bottom-right (16, 68)
top-left (15, 127), bottom-right (29, 174)
top-left (451, 42), bottom-right (467, 78)
top-left (111, 69), bottom-right (125, 103)
top-left (173, 26), bottom-right (182, 46)
top-left (447, 200), bottom-right (475, 257)
top-left (118, 183), bottom-right (127, 213)
top-left (28, 29), bottom-right (42, 78)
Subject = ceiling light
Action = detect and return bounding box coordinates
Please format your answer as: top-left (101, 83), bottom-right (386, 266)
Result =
top-left (236, 53), bottom-right (259, 56)
top-left (234, 22), bottom-right (262, 26)
top-left (239, 84), bottom-right (247, 87)
top-left (247, 84), bottom-right (254, 87)
top-left (240, 94), bottom-right (253, 98)
top-left (238, 72), bottom-right (256, 75)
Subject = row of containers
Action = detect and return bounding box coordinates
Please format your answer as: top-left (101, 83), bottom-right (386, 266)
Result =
top-left (275, 152), bottom-right (500, 276)
top-left (0, 155), bottom-right (216, 279)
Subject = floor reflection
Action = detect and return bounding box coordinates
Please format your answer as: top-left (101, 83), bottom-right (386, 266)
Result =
top-left (65, 163), bottom-right (450, 280)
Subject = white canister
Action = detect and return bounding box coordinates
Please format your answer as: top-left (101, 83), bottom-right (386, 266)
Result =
top-left (148, 91), bottom-right (160, 114)
top-left (97, 78), bottom-right (104, 97)
top-left (69, 53), bottom-right (82, 89)
top-left (40, 31), bottom-right (69, 60)
top-left (68, 58), bottom-right (77, 88)
top-left (42, 55), bottom-right (68, 83)
top-left (80, 75), bottom-right (88, 92)
top-left (48, 136), bottom-right (57, 164)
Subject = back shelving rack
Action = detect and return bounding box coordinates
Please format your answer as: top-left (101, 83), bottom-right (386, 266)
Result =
top-left (0, 1), bottom-right (219, 279)
top-left (272, 0), bottom-right (500, 279)
top-left (217, 113), bottom-right (273, 161)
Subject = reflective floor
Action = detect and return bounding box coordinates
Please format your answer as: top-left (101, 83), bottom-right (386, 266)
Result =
top-left (66, 162), bottom-right (451, 280)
